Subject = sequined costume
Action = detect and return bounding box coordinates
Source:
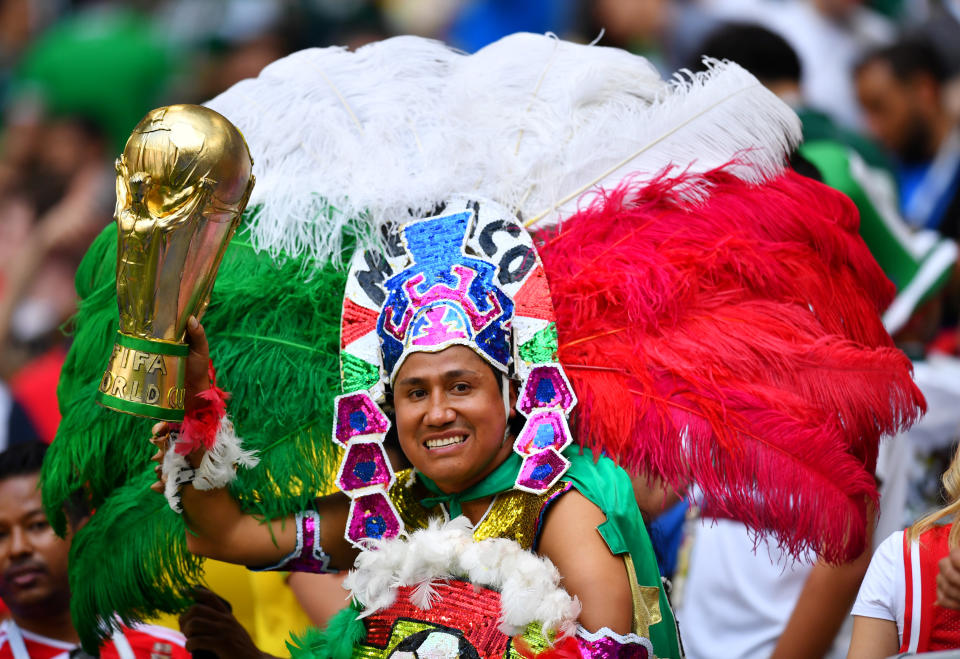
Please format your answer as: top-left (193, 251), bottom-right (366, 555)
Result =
top-left (388, 448), bottom-right (679, 654)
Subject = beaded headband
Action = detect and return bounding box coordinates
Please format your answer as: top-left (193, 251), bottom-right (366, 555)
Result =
top-left (335, 198), bottom-right (577, 547)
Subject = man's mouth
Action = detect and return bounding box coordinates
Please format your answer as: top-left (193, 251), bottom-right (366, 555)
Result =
top-left (4, 564), bottom-right (46, 589)
top-left (424, 434), bottom-right (468, 450)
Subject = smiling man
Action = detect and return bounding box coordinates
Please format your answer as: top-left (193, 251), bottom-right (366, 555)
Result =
top-left (0, 442), bottom-right (188, 659)
top-left (154, 203), bottom-right (681, 657)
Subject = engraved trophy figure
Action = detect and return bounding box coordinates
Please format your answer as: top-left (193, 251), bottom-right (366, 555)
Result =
top-left (96, 104), bottom-right (254, 421)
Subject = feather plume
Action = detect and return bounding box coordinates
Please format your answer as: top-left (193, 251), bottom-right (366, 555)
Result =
top-left (537, 167), bottom-right (925, 563)
top-left (41, 219), bottom-right (349, 645)
top-left (206, 34), bottom-right (799, 261)
top-left (67, 470), bottom-right (204, 653)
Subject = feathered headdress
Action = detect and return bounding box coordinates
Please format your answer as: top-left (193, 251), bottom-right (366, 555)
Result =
top-left (41, 33), bottom-right (922, 649)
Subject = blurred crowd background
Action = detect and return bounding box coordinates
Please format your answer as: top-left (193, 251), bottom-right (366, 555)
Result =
top-left (2, 0), bottom-right (960, 654)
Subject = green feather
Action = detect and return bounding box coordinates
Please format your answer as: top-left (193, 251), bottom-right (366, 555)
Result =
top-left (43, 212), bottom-right (360, 644)
top-left (69, 470), bottom-right (204, 654)
top-left (287, 602), bottom-right (367, 659)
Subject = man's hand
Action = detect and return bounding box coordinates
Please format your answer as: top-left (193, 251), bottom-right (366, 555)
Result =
top-left (149, 315), bottom-right (213, 493)
top-left (184, 315), bottom-right (212, 408)
top-left (179, 587), bottom-right (279, 659)
top-left (937, 546), bottom-right (960, 608)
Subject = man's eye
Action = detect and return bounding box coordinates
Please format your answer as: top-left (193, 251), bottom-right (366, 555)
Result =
top-left (452, 383), bottom-right (471, 393)
top-left (29, 521), bottom-right (49, 532)
top-left (408, 389), bottom-right (427, 400)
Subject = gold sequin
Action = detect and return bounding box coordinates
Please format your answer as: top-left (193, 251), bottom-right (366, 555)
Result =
top-left (624, 554), bottom-right (662, 636)
top-left (389, 470), bottom-right (570, 549)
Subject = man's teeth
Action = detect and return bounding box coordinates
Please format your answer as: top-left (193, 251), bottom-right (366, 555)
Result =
top-left (425, 435), bottom-right (467, 449)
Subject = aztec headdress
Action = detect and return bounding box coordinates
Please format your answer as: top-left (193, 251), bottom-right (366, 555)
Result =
top-left (336, 199), bottom-right (575, 545)
top-left (40, 33), bottom-right (924, 648)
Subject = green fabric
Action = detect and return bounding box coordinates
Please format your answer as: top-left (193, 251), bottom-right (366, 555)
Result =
top-left (418, 447), bottom-right (681, 658)
top-left (11, 7), bottom-right (177, 151)
top-left (559, 448), bottom-right (681, 658)
top-left (797, 108), bottom-right (892, 174)
top-left (418, 452), bottom-right (523, 518)
top-left (800, 140), bottom-right (955, 311)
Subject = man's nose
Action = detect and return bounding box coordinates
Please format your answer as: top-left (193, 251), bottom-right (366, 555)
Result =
top-left (424, 392), bottom-right (456, 426)
top-left (9, 527), bottom-right (32, 558)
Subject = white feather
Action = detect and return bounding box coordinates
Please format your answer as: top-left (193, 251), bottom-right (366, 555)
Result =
top-left (341, 518), bottom-right (581, 637)
top-left (206, 33), bottom-right (801, 262)
top-left (191, 416), bottom-right (259, 491)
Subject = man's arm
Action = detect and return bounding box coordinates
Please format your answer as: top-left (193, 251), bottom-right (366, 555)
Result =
top-left (151, 318), bottom-right (356, 570)
top-left (537, 490), bottom-right (634, 634)
top-left (771, 512), bottom-right (875, 658)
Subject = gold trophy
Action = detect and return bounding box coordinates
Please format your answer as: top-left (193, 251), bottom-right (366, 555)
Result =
top-left (96, 105), bottom-right (254, 421)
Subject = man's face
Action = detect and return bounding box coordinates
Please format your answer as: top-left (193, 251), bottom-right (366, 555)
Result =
top-left (856, 60), bottom-right (931, 162)
top-left (392, 346), bottom-right (515, 494)
top-left (0, 474), bottom-right (71, 618)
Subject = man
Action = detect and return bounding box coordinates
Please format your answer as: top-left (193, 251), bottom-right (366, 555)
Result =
top-left (0, 441), bottom-right (188, 658)
top-left (153, 203), bottom-right (683, 657)
top-left (856, 39), bottom-right (960, 239)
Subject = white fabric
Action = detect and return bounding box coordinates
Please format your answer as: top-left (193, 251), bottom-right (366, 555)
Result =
top-left (851, 530), bottom-right (907, 646)
top-left (0, 620), bottom-right (74, 659)
top-left (875, 356), bottom-right (960, 543)
top-left (110, 629), bottom-right (135, 659)
top-left (677, 518), bottom-right (817, 659)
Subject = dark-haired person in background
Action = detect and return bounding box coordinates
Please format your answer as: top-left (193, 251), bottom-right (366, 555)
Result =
top-left (0, 442), bottom-right (189, 658)
top-left (856, 40), bottom-right (960, 239)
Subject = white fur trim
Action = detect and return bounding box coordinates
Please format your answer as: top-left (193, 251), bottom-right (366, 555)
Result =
top-left (205, 33), bottom-right (800, 263)
top-left (191, 415), bottom-right (259, 490)
top-left (342, 517), bottom-right (581, 637)
top-left (160, 415), bottom-right (259, 512)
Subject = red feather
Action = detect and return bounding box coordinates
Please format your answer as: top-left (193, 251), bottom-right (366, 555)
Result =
top-left (175, 361), bottom-right (230, 455)
top-left (537, 167), bottom-right (924, 563)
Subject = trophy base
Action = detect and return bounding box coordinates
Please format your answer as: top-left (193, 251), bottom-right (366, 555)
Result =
top-left (96, 332), bottom-right (188, 422)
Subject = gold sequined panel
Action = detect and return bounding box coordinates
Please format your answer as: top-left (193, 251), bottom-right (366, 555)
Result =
top-left (473, 482), bottom-right (572, 550)
top-left (388, 470), bottom-right (572, 550)
top-left (389, 469), bottom-right (442, 531)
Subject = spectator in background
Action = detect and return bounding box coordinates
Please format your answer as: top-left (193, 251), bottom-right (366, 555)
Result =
top-left (0, 441), bottom-right (189, 657)
top-left (672, 23), bottom-right (959, 659)
top-left (856, 40), bottom-right (960, 238)
top-left (699, 0), bottom-right (894, 130)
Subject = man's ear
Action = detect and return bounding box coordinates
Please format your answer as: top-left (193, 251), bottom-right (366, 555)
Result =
top-left (509, 380), bottom-right (519, 419)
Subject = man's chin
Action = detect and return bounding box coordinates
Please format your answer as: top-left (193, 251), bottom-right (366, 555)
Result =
top-left (1, 584), bottom-right (63, 616)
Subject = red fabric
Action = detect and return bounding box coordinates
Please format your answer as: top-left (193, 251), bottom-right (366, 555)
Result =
top-left (175, 361), bottom-right (228, 455)
top-left (536, 167), bottom-right (924, 563)
top-left (364, 582), bottom-right (509, 657)
top-left (9, 346), bottom-right (66, 443)
top-left (0, 623), bottom-right (187, 658)
top-left (905, 524), bottom-right (960, 652)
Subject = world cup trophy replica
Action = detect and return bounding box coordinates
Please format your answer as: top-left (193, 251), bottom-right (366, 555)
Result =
top-left (96, 104), bottom-right (254, 421)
